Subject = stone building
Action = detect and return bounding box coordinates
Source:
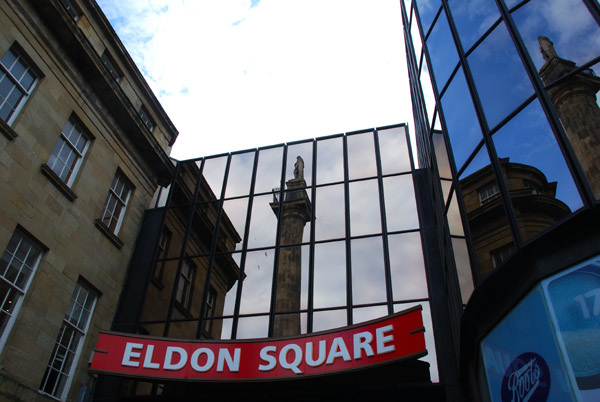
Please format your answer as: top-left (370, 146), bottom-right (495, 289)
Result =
top-left (0, 0), bottom-right (176, 400)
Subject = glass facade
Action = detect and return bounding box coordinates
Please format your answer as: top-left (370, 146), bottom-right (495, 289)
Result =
top-left (401, 0), bottom-right (600, 289)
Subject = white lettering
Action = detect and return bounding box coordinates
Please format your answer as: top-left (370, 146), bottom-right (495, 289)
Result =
top-left (122, 342), bottom-right (143, 367)
top-left (326, 337), bottom-right (351, 365)
top-left (507, 358), bottom-right (541, 402)
top-left (280, 344), bottom-right (303, 374)
top-left (258, 346), bottom-right (277, 371)
top-left (217, 348), bottom-right (241, 372)
top-left (376, 325), bottom-right (395, 354)
top-left (164, 347), bottom-right (187, 371)
top-left (191, 348), bottom-right (214, 372)
top-left (353, 331), bottom-right (374, 360)
top-left (306, 340), bottom-right (326, 367)
top-left (143, 345), bottom-right (160, 369)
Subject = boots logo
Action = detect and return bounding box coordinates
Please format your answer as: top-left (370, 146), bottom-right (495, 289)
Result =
top-left (501, 352), bottom-right (550, 402)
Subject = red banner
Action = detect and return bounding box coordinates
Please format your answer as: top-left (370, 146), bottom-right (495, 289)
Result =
top-left (90, 306), bottom-right (426, 381)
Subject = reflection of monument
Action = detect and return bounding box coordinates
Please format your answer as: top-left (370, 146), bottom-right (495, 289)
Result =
top-left (538, 36), bottom-right (600, 196)
top-left (460, 158), bottom-right (571, 278)
top-left (270, 156), bottom-right (312, 337)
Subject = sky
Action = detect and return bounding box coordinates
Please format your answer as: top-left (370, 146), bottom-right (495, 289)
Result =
top-left (96, 0), bottom-right (413, 161)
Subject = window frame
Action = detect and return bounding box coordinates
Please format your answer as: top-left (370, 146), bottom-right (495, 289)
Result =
top-left (478, 181), bottom-right (500, 205)
top-left (175, 258), bottom-right (196, 311)
top-left (99, 170), bottom-right (133, 236)
top-left (151, 228), bottom-right (172, 285)
top-left (100, 51), bottom-right (122, 82)
top-left (47, 115), bottom-right (91, 187)
top-left (39, 279), bottom-right (98, 401)
top-left (0, 227), bottom-right (44, 353)
top-left (0, 44), bottom-right (40, 126)
top-left (138, 105), bottom-right (156, 132)
top-left (201, 285), bottom-right (217, 338)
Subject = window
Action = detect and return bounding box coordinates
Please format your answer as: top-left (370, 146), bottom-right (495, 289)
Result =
top-left (39, 279), bottom-right (97, 400)
top-left (99, 171), bottom-right (132, 235)
top-left (0, 46), bottom-right (38, 124)
top-left (100, 51), bottom-right (122, 82)
top-left (58, 0), bottom-right (81, 20)
top-left (152, 228), bottom-right (171, 283)
top-left (478, 181), bottom-right (499, 205)
top-left (175, 259), bottom-right (195, 310)
top-left (491, 243), bottom-right (516, 269)
top-left (0, 229), bottom-right (44, 351)
top-left (138, 105), bottom-right (155, 132)
top-left (47, 116), bottom-right (90, 186)
top-left (201, 286), bottom-right (217, 338)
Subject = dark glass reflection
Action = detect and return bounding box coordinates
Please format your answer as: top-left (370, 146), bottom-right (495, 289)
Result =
top-left (441, 67), bottom-right (484, 171)
top-left (426, 11), bottom-right (459, 90)
top-left (448, 0), bottom-right (499, 53)
top-left (512, 0), bottom-right (600, 71)
top-left (458, 146), bottom-right (515, 278)
top-left (415, 0), bottom-right (442, 36)
top-left (468, 21), bottom-right (534, 129)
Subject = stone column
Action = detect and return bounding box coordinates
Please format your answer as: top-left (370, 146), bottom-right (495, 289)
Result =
top-left (538, 36), bottom-right (600, 197)
top-left (270, 158), bottom-right (311, 337)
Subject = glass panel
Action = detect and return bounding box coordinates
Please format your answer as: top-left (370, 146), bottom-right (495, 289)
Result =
top-left (426, 11), bottom-right (459, 90)
top-left (349, 180), bottom-right (381, 237)
top-left (287, 142), bottom-right (313, 186)
top-left (458, 146), bottom-right (515, 278)
top-left (238, 249), bottom-right (274, 315)
top-left (448, 0), bottom-right (500, 53)
top-left (492, 99), bottom-right (582, 241)
top-left (351, 237), bottom-right (386, 305)
top-left (254, 147), bottom-right (284, 195)
top-left (441, 67), bottom-right (484, 171)
top-left (201, 157), bottom-right (227, 200)
top-left (353, 305), bottom-right (388, 324)
top-left (378, 126), bottom-right (411, 175)
top-left (219, 318), bottom-right (233, 340)
top-left (451, 237), bottom-right (474, 303)
top-left (221, 198), bottom-right (248, 252)
top-left (247, 194), bottom-right (278, 249)
top-left (433, 132), bottom-right (452, 179)
top-left (383, 175), bottom-right (420, 232)
top-left (415, 0), bottom-right (441, 36)
top-left (410, 14), bottom-right (423, 62)
top-left (312, 309), bottom-right (347, 332)
top-left (313, 241), bottom-right (346, 309)
top-left (389, 232), bottom-right (428, 300)
top-left (170, 161), bottom-right (201, 206)
top-left (224, 152), bottom-right (254, 198)
top-left (316, 136), bottom-right (344, 184)
top-left (315, 184), bottom-right (345, 241)
top-left (512, 0), bottom-right (600, 71)
top-left (447, 189), bottom-right (465, 237)
top-left (467, 21), bottom-right (534, 130)
top-left (394, 302), bottom-right (438, 382)
top-left (236, 316), bottom-right (269, 339)
top-left (421, 62), bottom-right (437, 127)
top-left (347, 131), bottom-right (377, 180)
top-left (441, 180), bottom-right (452, 205)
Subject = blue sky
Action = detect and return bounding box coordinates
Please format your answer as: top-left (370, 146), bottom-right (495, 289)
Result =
top-left (96, 0), bottom-right (413, 160)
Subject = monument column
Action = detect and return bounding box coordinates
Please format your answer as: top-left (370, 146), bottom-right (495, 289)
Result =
top-left (538, 36), bottom-right (600, 197)
top-left (270, 156), bottom-right (312, 337)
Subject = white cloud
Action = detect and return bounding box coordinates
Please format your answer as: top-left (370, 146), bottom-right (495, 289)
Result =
top-left (96, 0), bottom-right (413, 160)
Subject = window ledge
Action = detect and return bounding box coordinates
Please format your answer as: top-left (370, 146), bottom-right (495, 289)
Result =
top-left (0, 119), bottom-right (18, 140)
top-left (40, 164), bottom-right (77, 201)
top-left (94, 219), bottom-right (124, 249)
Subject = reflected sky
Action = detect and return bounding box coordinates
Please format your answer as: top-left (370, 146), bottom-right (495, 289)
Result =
top-left (448, 0), bottom-right (499, 53)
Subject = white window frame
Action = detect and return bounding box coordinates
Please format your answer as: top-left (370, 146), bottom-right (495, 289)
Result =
top-left (47, 116), bottom-right (90, 186)
top-left (99, 171), bottom-right (132, 235)
top-left (202, 285), bottom-right (217, 337)
top-left (478, 181), bottom-right (500, 205)
top-left (39, 279), bottom-right (97, 401)
top-left (0, 228), bottom-right (44, 353)
top-left (176, 259), bottom-right (196, 310)
top-left (0, 45), bottom-right (39, 125)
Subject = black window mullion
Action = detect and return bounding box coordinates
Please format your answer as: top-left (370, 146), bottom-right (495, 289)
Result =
top-left (231, 150), bottom-right (260, 339)
top-left (342, 135), bottom-right (353, 326)
top-left (307, 140), bottom-right (317, 333)
top-left (196, 154), bottom-right (232, 338)
top-left (163, 160), bottom-right (205, 337)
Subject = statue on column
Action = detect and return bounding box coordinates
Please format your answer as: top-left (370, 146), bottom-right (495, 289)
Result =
top-left (293, 156), bottom-right (304, 180)
top-left (538, 36), bottom-right (557, 62)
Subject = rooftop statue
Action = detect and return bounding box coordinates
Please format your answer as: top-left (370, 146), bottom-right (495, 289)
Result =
top-left (538, 36), bottom-right (558, 62)
top-left (293, 156), bottom-right (304, 180)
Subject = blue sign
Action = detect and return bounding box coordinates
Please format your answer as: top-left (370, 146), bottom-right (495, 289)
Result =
top-left (501, 352), bottom-right (551, 402)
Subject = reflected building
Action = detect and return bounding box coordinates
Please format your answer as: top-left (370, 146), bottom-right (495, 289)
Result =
top-left (270, 156), bottom-right (312, 337)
